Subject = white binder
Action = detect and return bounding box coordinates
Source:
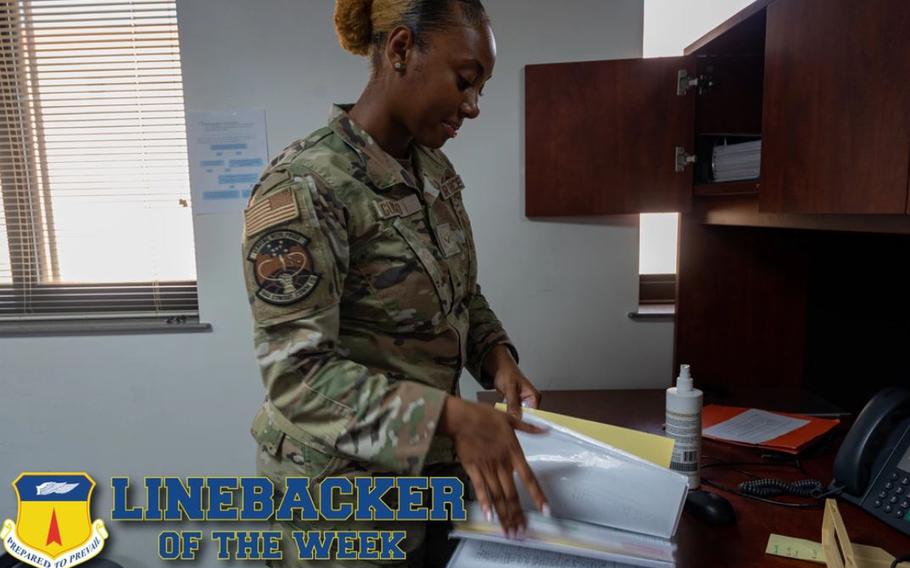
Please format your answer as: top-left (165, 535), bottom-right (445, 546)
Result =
top-left (515, 413), bottom-right (689, 539)
top-left (449, 413), bottom-right (688, 568)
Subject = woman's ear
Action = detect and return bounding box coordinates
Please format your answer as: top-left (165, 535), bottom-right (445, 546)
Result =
top-left (385, 26), bottom-right (415, 71)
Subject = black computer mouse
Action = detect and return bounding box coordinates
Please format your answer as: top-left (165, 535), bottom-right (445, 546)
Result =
top-left (684, 490), bottom-right (737, 526)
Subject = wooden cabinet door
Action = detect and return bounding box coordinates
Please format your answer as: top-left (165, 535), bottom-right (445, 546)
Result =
top-left (525, 57), bottom-right (695, 217)
top-left (761, 0), bottom-right (910, 214)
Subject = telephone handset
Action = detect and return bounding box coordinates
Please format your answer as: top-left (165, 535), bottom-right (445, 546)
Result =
top-left (833, 387), bottom-right (910, 535)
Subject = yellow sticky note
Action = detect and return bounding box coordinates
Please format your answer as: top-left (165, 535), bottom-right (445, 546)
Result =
top-left (766, 534), bottom-right (825, 564)
top-left (495, 404), bottom-right (674, 467)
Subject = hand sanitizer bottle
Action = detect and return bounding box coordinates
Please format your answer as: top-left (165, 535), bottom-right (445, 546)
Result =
top-left (666, 364), bottom-right (703, 489)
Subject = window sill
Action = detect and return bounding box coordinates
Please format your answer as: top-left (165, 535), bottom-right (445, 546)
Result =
top-left (0, 318), bottom-right (213, 338)
top-left (628, 304), bottom-right (675, 321)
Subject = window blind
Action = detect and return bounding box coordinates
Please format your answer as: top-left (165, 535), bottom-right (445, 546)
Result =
top-left (0, 0), bottom-right (199, 325)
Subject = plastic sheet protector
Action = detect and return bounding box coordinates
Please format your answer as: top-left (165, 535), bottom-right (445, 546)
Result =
top-left (513, 413), bottom-right (689, 539)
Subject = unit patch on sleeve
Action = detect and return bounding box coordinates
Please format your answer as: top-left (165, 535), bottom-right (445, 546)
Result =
top-left (244, 186), bottom-right (300, 237)
top-left (247, 230), bottom-right (321, 305)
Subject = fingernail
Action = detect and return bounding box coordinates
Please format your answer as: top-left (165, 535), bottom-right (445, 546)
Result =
top-left (542, 504), bottom-right (551, 517)
top-left (517, 526), bottom-right (526, 540)
top-left (485, 509), bottom-right (493, 523)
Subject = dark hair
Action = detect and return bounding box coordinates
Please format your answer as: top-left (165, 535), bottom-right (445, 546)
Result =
top-left (369, 0), bottom-right (489, 69)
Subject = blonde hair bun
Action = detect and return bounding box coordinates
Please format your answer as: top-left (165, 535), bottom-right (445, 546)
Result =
top-left (335, 0), bottom-right (375, 56)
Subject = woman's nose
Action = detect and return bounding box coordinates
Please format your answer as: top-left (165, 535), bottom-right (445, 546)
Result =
top-left (461, 94), bottom-right (480, 120)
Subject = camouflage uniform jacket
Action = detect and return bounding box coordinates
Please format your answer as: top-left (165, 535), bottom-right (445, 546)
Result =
top-left (244, 105), bottom-right (517, 477)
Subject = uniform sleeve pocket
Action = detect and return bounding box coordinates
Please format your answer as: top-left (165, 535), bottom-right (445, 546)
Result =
top-left (250, 404), bottom-right (285, 457)
top-left (279, 436), bottom-right (345, 481)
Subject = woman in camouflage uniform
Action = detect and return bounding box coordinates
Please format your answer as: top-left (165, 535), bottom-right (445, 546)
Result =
top-left (243, 1), bottom-right (548, 565)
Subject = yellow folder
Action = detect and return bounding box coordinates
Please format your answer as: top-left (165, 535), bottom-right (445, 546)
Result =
top-left (495, 404), bottom-right (674, 468)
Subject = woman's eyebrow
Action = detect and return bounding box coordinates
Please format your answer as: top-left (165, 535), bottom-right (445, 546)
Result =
top-left (458, 58), bottom-right (487, 78)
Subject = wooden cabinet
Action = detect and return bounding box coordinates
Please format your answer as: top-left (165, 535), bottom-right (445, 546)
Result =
top-left (525, 58), bottom-right (695, 216)
top-left (525, 0), bottom-right (910, 220)
top-left (760, 0), bottom-right (910, 214)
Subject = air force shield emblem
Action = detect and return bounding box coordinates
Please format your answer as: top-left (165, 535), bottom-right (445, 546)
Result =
top-left (2, 473), bottom-right (108, 567)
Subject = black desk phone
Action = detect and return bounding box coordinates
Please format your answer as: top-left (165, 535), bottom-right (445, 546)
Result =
top-left (833, 386), bottom-right (910, 535)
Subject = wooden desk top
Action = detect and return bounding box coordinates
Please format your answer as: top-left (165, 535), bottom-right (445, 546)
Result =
top-left (477, 389), bottom-right (910, 567)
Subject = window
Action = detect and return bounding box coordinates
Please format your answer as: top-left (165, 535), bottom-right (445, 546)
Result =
top-left (0, 0), bottom-right (201, 333)
top-left (637, 0), bottom-right (756, 307)
top-left (639, 213), bottom-right (678, 304)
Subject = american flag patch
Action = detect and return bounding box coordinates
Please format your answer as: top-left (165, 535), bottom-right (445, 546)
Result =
top-left (244, 187), bottom-right (300, 237)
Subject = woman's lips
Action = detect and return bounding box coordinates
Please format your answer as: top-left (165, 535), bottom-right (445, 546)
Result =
top-left (443, 122), bottom-right (458, 138)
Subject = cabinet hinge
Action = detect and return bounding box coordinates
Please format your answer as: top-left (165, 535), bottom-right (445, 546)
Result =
top-left (675, 146), bottom-right (696, 172)
top-left (677, 69), bottom-right (699, 96)
top-left (677, 69), bottom-right (715, 96)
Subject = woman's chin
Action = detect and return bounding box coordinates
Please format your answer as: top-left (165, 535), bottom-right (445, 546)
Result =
top-left (416, 135), bottom-right (448, 150)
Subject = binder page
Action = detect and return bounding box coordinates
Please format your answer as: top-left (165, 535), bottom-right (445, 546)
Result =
top-left (447, 539), bottom-right (638, 568)
top-left (451, 504), bottom-right (675, 568)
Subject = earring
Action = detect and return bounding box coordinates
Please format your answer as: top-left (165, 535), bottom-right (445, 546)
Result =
top-left (394, 61), bottom-right (405, 72)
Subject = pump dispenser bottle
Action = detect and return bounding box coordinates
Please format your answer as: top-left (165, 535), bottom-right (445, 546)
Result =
top-left (666, 364), bottom-right (703, 489)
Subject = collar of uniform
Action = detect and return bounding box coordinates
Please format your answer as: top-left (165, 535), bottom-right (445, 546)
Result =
top-left (328, 104), bottom-right (419, 192)
top-left (412, 144), bottom-right (450, 190)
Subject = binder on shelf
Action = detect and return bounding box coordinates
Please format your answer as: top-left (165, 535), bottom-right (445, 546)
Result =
top-left (712, 139), bottom-right (761, 182)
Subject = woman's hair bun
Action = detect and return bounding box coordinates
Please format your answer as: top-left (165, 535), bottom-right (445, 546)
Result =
top-left (335, 0), bottom-right (375, 56)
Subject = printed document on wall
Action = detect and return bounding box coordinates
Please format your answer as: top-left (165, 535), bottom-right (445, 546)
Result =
top-left (186, 109), bottom-right (269, 215)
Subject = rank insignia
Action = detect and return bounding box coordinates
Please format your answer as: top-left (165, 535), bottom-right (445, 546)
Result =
top-left (247, 230), bottom-right (321, 305)
top-left (2, 472), bottom-right (108, 567)
top-left (439, 174), bottom-right (464, 200)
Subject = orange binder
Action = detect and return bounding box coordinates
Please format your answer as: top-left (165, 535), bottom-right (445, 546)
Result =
top-left (702, 405), bottom-right (840, 454)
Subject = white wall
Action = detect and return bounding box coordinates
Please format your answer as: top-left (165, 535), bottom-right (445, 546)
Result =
top-left (644, 0), bottom-right (755, 57)
top-left (0, 1), bottom-right (673, 565)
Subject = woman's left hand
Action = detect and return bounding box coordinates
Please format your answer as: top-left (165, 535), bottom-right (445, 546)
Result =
top-left (493, 367), bottom-right (541, 419)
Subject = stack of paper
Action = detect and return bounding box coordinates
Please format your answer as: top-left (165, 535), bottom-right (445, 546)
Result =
top-left (450, 504), bottom-right (676, 567)
top-left (712, 139), bottom-right (761, 182)
top-left (448, 409), bottom-right (688, 568)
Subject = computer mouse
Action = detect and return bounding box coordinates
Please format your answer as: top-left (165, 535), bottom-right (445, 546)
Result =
top-left (684, 490), bottom-right (736, 526)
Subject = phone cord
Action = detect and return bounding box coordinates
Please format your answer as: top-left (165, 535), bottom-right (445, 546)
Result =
top-left (737, 478), bottom-right (825, 498)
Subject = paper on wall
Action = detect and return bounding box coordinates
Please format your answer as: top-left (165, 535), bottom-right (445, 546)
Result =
top-left (186, 109), bottom-right (269, 215)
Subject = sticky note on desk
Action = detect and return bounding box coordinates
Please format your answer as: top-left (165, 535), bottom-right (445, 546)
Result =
top-left (765, 534), bottom-right (825, 564)
top-left (494, 403), bottom-right (674, 467)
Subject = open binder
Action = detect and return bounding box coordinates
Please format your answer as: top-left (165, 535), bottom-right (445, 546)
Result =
top-left (448, 412), bottom-right (689, 567)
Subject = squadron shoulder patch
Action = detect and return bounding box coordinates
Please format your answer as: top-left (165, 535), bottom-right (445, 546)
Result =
top-left (247, 230), bottom-right (321, 305)
top-left (244, 186), bottom-right (300, 237)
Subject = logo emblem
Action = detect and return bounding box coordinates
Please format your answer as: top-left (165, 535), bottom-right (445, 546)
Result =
top-left (247, 229), bottom-right (322, 305)
top-left (2, 472), bottom-right (108, 567)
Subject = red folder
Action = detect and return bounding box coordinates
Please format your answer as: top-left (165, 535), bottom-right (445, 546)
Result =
top-left (702, 405), bottom-right (840, 454)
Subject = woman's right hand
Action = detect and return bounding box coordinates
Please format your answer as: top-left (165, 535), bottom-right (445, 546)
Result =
top-left (438, 395), bottom-right (549, 538)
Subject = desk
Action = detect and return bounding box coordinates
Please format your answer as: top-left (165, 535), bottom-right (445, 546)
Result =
top-left (478, 389), bottom-right (910, 567)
